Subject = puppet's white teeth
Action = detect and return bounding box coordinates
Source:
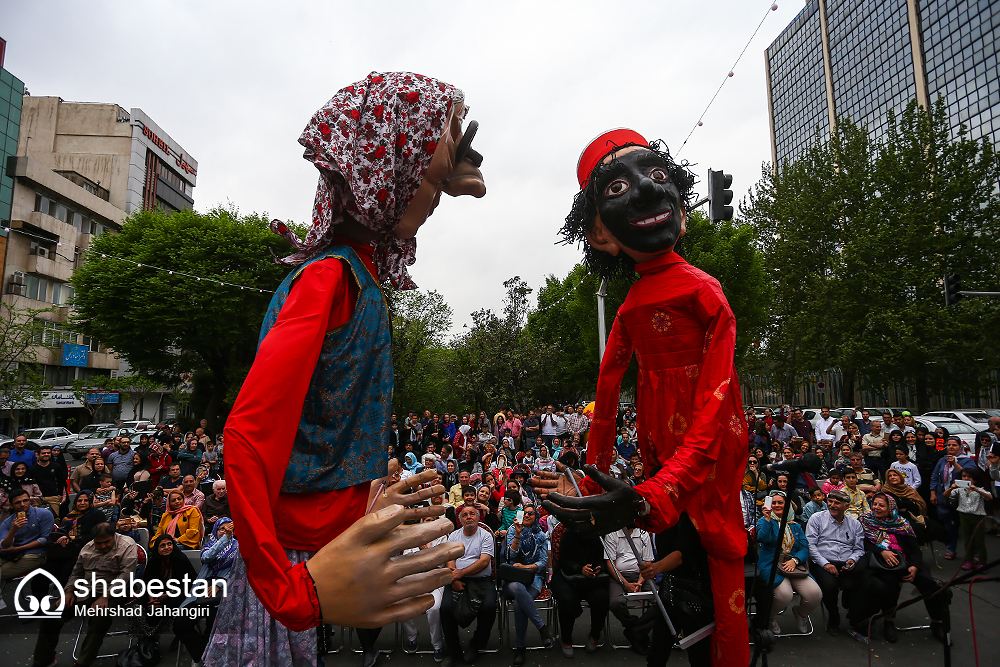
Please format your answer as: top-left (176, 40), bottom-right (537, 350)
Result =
top-left (632, 211), bottom-right (671, 227)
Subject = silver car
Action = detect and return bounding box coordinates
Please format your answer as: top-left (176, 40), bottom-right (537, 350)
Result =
top-left (66, 426), bottom-right (136, 459)
top-left (1, 427), bottom-right (77, 451)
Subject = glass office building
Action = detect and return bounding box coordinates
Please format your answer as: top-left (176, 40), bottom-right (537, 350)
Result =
top-left (0, 66), bottom-right (23, 227)
top-left (766, 0), bottom-right (1000, 166)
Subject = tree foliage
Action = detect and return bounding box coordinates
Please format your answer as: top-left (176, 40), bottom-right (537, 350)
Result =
top-left (0, 303), bottom-right (51, 432)
top-left (70, 206), bottom-right (296, 430)
top-left (744, 99), bottom-right (1000, 410)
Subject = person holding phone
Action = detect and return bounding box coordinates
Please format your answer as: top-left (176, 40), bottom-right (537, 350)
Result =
top-left (930, 436), bottom-right (977, 559)
top-left (944, 467), bottom-right (990, 569)
top-left (502, 503), bottom-right (553, 664)
top-left (550, 518), bottom-right (610, 657)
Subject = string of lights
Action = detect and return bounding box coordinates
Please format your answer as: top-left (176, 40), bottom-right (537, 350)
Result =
top-left (2, 225), bottom-right (276, 294)
top-left (675, 2), bottom-right (780, 156)
top-left (534, 271), bottom-right (591, 314)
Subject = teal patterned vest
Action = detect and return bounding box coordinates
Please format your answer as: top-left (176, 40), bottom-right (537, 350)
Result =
top-left (258, 245), bottom-right (392, 492)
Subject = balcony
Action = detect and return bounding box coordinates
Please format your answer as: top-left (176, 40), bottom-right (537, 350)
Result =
top-left (27, 252), bottom-right (74, 282)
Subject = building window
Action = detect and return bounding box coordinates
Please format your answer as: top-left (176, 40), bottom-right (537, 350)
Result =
top-left (24, 274), bottom-right (48, 302)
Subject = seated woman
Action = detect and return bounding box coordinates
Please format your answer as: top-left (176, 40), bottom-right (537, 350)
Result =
top-left (549, 521), bottom-right (610, 657)
top-left (756, 491), bottom-right (822, 635)
top-left (151, 488), bottom-right (204, 550)
top-left (77, 457), bottom-right (108, 493)
top-left (10, 462), bottom-right (44, 507)
top-left (477, 486), bottom-right (500, 532)
top-left (43, 490), bottom-right (104, 583)
top-left (130, 534), bottom-right (201, 653)
top-left (853, 493), bottom-right (950, 642)
top-left (532, 445), bottom-right (557, 475)
top-left (501, 503), bottom-right (553, 665)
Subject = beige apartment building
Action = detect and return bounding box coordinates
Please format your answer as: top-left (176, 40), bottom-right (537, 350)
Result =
top-left (2, 96), bottom-right (197, 431)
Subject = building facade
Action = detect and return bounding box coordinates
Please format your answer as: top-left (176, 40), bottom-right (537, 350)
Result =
top-left (2, 95), bottom-right (196, 431)
top-left (766, 0), bottom-right (1000, 166)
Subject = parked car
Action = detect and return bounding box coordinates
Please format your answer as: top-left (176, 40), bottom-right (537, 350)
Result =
top-left (921, 410), bottom-right (991, 430)
top-left (118, 420), bottom-right (153, 431)
top-left (914, 417), bottom-right (981, 454)
top-left (66, 426), bottom-right (136, 459)
top-left (76, 423), bottom-right (114, 440)
top-left (2, 427), bottom-right (77, 451)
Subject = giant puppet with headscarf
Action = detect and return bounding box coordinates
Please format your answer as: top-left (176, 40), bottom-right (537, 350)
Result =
top-left (204, 72), bottom-right (485, 666)
top-left (534, 130), bottom-right (750, 666)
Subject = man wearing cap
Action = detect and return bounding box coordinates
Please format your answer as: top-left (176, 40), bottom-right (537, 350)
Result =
top-left (804, 490), bottom-right (865, 635)
top-left (536, 129), bottom-right (748, 665)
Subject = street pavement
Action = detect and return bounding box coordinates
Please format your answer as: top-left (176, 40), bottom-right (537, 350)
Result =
top-left (1, 536), bottom-right (997, 667)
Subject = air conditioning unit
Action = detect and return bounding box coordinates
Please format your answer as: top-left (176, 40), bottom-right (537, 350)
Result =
top-left (36, 247), bottom-right (48, 258)
top-left (11, 271), bottom-right (25, 286)
top-left (6, 283), bottom-right (24, 296)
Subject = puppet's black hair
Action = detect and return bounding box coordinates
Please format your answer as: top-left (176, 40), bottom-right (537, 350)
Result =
top-left (558, 140), bottom-right (696, 280)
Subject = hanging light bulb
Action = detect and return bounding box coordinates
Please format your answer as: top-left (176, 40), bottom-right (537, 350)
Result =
top-left (137, 263), bottom-right (142, 267)
top-left (771, 3), bottom-right (778, 10)
top-left (169, 271), bottom-right (173, 275)
top-left (728, 71), bottom-right (734, 77)
top-left (698, 121), bottom-right (704, 126)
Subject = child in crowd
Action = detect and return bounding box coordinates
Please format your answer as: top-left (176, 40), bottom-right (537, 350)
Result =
top-left (842, 470), bottom-right (869, 518)
top-left (498, 489), bottom-right (521, 537)
top-left (800, 487), bottom-right (827, 524)
top-left (203, 441), bottom-right (220, 477)
top-left (821, 470), bottom-right (844, 495)
top-left (92, 473), bottom-right (117, 522)
top-left (944, 468), bottom-right (991, 569)
top-left (889, 447), bottom-right (921, 490)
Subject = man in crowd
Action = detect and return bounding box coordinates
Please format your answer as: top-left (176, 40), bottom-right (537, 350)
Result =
top-left (861, 421), bottom-right (886, 476)
top-left (181, 474), bottom-right (205, 509)
top-left (852, 408), bottom-right (873, 436)
top-left (813, 408), bottom-right (836, 446)
top-left (790, 408), bottom-right (813, 445)
top-left (160, 463), bottom-right (183, 490)
top-left (540, 406), bottom-right (565, 449)
top-left (770, 415), bottom-right (796, 445)
top-left (503, 410), bottom-right (522, 451)
top-left (31, 522), bottom-right (138, 667)
top-left (195, 427), bottom-right (211, 449)
top-left (805, 490), bottom-right (865, 635)
top-left (71, 448), bottom-right (100, 493)
top-left (106, 436), bottom-right (134, 489)
top-left (0, 488), bottom-right (53, 583)
top-left (0, 445), bottom-right (11, 475)
top-left (565, 405), bottom-right (589, 452)
top-left (30, 445), bottom-right (66, 518)
top-left (440, 505), bottom-right (497, 666)
top-left (603, 525), bottom-right (654, 652)
top-left (882, 412), bottom-right (899, 434)
top-left (202, 480), bottom-right (230, 524)
top-left (9, 434), bottom-right (37, 468)
top-left (449, 471), bottom-right (472, 507)
top-left (826, 414), bottom-right (853, 443)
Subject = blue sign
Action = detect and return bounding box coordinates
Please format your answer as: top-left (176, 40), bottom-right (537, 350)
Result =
top-left (62, 343), bottom-right (89, 367)
top-left (87, 392), bottom-right (119, 404)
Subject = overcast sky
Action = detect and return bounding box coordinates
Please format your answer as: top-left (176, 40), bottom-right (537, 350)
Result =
top-left (3, 0), bottom-right (803, 335)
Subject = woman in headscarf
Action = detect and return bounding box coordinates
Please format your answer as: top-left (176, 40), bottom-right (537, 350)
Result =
top-left (148, 441), bottom-right (172, 487)
top-left (502, 502), bottom-right (552, 663)
top-left (9, 461), bottom-right (43, 506)
top-left (131, 534), bottom-right (201, 649)
top-left (755, 490), bottom-right (821, 636)
top-left (43, 490), bottom-right (103, 584)
top-left (210, 72), bottom-right (485, 667)
top-left (77, 456), bottom-right (108, 493)
top-left (121, 452), bottom-right (153, 518)
top-left (532, 444), bottom-right (557, 474)
top-left (402, 452), bottom-right (423, 476)
top-left (882, 468), bottom-right (927, 518)
top-left (151, 488), bottom-right (204, 550)
top-left (852, 493), bottom-right (949, 642)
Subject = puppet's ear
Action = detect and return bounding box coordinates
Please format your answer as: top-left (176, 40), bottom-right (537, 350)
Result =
top-left (584, 216), bottom-right (621, 256)
top-left (678, 207), bottom-right (687, 241)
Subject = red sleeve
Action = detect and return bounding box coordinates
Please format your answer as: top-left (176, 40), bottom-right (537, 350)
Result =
top-left (224, 258), bottom-right (357, 631)
top-left (634, 282), bottom-right (740, 533)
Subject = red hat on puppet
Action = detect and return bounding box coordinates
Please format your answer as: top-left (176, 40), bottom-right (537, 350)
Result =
top-left (576, 128), bottom-right (649, 190)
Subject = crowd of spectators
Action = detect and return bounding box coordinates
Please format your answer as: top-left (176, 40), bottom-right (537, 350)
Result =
top-left (2, 404), bottom-right (996, 666)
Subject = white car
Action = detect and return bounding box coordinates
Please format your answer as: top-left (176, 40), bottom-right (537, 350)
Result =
top-left (2, 427), bottom-right (77, 450)
top-left (914, 417), bottom-right (981, 454)
top-left (77, 423), bottom-right (114, 440)
top-left (118, 420), bottom-right (153, 431)
top-left (66, 426), bottom-right (136, 459)
top-left (921, 410), bottom-right (991, 430)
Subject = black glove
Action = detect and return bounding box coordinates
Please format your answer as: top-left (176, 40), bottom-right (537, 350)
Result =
top-left (542, 465), bottom-right (643, 537)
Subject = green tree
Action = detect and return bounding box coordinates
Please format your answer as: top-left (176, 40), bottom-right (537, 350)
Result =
top-left (744, 100), bottom-right (1000, 410)
top-left (70, 206), bottom-right (295, 431)
top-left (385, 287), bottom-right (454, 413)
top-left (72, 374), bottom-right (120, 422)
top-left (0, 303), bottom-right (51, 433)
top-left (117, 375), bottom-right (162, 420)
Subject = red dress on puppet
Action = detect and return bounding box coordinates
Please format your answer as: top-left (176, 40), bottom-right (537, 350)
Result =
top-left (223, 239), bottom-right (375, 631)
top-left (586, 250), bottom-right (749, 666)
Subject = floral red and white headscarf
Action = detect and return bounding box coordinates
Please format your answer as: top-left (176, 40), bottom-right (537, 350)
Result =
top-left (271, 71), bottom-right (462, 289)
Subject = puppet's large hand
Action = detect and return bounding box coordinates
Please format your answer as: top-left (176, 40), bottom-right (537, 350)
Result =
top-left (305, 505), bottom-right (463, 629)
top-left (541, 465), bottom-right (644, 536)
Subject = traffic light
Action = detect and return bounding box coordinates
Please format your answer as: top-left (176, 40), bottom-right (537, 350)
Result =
top-left (944, 273), bottom-right (964, 306)
top-left (708, 169), bottom-right (734, 222)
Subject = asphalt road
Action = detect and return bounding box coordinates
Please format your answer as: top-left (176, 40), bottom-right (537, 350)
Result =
top-left (2, 538), bottom-right (997, 667)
